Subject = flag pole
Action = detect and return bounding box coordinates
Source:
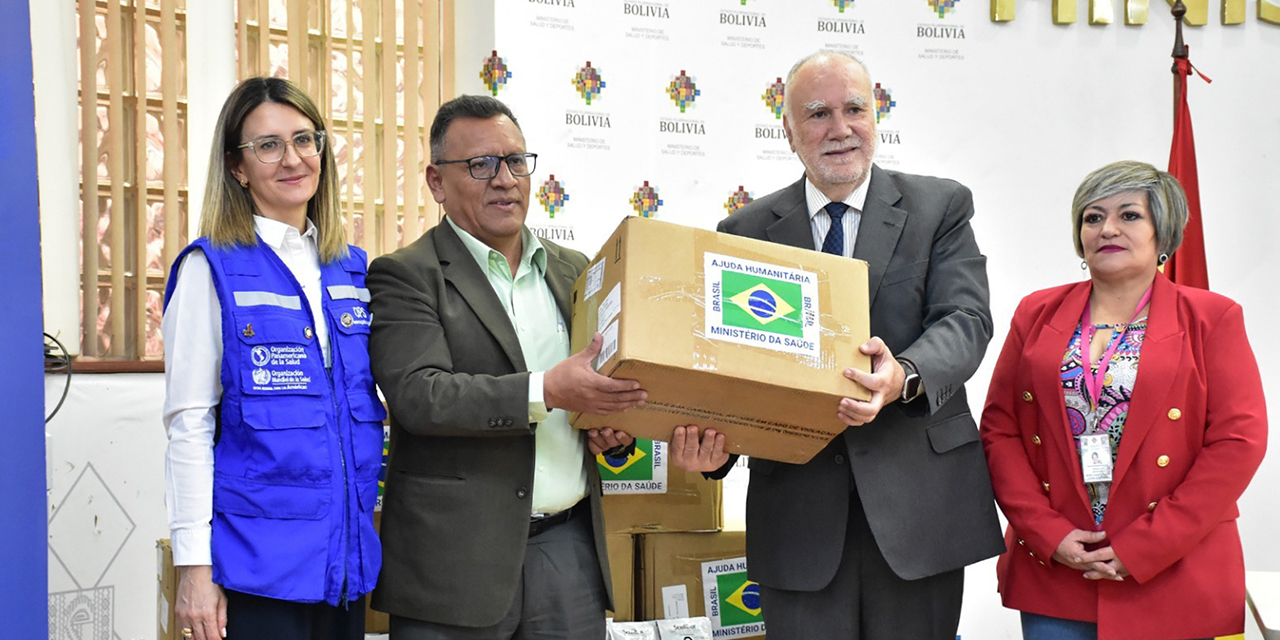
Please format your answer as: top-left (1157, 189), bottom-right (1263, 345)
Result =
top-left (1171, 0), bottom-right (1187, 112)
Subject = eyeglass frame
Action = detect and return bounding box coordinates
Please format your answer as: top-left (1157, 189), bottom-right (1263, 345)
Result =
top-left (434, 153), bottom-right (538, 180)
top-left (236, 130), bottom-right (327, 164)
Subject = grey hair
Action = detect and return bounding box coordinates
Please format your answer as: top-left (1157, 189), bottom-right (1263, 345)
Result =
top-left (783, 50), bottom-right (870, 121)
top-left (429, 95), bottom-right (521, 163)
top-left (1070, 160), bottom-right (1188, 259)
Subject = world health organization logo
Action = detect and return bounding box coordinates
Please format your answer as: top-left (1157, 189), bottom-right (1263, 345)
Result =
top-left (761, 77), bottom-right (785, 119)
top-left (717, 572), bottom-right (764, 625)
top-left (573, 61), bottom-right (605, 105)
top-left (724, 186), bottom-right (753, 214)
top-left (537, 175), bottom-right (569, 218)
top-left (666, 70), bottom-right (701, 113)
top-left (724, 273), bottom-right (803, 337)
top-left (832, 0), bottom-right (855, 11)
top-left (873, 83), bottom-right (896, 123)
top-left (927, 0), bottom-right (960, 18)
top-left (630, 181), bottom-right (663, 218)
top-left (480, 50), bottom-right (512, 96)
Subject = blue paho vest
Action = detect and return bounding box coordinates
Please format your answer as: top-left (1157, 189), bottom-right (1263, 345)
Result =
top-left (164, 236), bottom-right (386, 605)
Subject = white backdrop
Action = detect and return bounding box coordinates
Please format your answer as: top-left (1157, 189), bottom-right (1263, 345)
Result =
top-left (454, 1), bottom-right (1280, 637)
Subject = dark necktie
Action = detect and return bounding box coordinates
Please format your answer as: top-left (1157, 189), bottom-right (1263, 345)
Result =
top-left (821, 202), bottom-right (849, 256)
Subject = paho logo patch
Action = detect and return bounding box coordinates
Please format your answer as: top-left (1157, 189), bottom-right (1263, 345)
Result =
top-left (598, 439), bottom-right (668, 494)
top-left (702, 557), bottom-right (766, 637)
top-left (704, 253), bottom-right (821, 361)
top-left (251, 346), bottom-right (271, 367)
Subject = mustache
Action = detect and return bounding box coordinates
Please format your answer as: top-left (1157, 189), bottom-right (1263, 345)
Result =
top-left (818, 138), bottom-right (863, 154)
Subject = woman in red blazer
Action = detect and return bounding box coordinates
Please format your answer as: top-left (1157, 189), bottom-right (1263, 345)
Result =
top-left (980, 161), bottom-right (1267, 640)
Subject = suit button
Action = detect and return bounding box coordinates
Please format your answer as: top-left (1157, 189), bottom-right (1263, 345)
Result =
top-left (516, 487), bottom-right (528, 499)
top-left (1041, 481), bottom-right (1050, 493)
top-left (1022, 391), bottom-right (1034, 403)
top-left (1031, 435), bottom-right (1042, 446)
top-left (834, 454), bottom-right (845, 465)
top-left (1157, 455), bottom-right (1170, 467)
top-left (1147, 501), bottom-right (1158, 511)
top-left (1017, 539), bottom-right (1025, 546)
top-left (1167, 408), bottom-right (1182, 421)
top-left (1039, 560), bottom-right (1047, 566)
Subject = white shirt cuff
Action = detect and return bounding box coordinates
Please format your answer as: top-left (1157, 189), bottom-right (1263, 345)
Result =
top-left (528, 371), bottom-right (549, 423)
top-left (171, 525), bottom-right (213, 566)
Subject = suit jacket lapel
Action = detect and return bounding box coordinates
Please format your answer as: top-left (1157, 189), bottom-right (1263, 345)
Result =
top-left (543, 245), bottom-right (577, 325)
top-left (1033, 281), bottom-right (1094, 511)
top-left (1111, 275), bottom-right (1184, 491)
top-left (851, 166), bottom-right (907, 305)
top-left (764, 177), bottom-right (814, 250)
top-left (434, 221), bottom-right (528, 372)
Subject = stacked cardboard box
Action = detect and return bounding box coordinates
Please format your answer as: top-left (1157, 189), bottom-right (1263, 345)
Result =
top-left (636, 532), bottom-right (765, 639)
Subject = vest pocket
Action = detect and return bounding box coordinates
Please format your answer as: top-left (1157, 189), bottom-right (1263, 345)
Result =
top-left (234, 310), bottom-right (324, 397)
top-left (237, 399), bottom-right (330, 473)
top-left (213, 471), bottom-right (331, 519)
top-left (347, 391), bottom-right (387, 478)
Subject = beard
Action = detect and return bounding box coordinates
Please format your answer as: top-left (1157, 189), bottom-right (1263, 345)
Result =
top-left (809, 135), bottom-right (875, 187)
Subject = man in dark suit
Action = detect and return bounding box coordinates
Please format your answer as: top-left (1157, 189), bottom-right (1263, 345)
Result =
top-left (366, 95), bottom-right (644, 639)
top-left (673, 50), bottom-right (1004, 639)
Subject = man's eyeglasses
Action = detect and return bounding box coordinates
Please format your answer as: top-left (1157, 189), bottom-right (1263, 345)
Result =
top-left (237, 131), bottom-right (326, 164)
top-left (435, 153), bottom-right (538, 180)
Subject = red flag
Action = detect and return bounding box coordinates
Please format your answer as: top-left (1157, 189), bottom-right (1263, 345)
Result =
top-left (1164, 55), bottom-right (1209, 289)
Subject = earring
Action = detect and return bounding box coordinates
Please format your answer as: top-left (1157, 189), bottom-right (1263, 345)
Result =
top-left (1158, 253), bottom-right (1169, 265)
top-left (239, 179), bottom-right (249, 188)
top-left (1080, 259), bottom-right (1088, 273)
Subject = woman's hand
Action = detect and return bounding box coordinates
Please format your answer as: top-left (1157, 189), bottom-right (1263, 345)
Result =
top-left (670, 425), bottom-right (730, 473)
top-left (1052, 529), bottom-right (1121, 579)
top-left (1082, 551), bottom-right (1130, 582)
top-left (175, 565), bottom-right (227, 640)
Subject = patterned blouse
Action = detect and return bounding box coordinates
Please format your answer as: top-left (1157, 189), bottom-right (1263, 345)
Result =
top-left (1060, 318), bottom-right (1148, 526)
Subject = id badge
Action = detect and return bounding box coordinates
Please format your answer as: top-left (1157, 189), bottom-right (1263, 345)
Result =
top-left (1080, 433), bottom-right (1113, 483)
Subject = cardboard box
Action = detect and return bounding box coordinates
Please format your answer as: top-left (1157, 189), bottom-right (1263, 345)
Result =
top-left (570, 216), bottom-right (870, 465)
top-left (600, 439), bottom-right (722, 534)
top-left (637, 532), bottom-right (765, 638)
top-left (608, 533), bottom-right (637, 621)
top-left (157, 539), bottom-right (176, 640)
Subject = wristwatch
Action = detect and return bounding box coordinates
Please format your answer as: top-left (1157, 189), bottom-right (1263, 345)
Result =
top-left (898, 358), bottom-right (923, 403)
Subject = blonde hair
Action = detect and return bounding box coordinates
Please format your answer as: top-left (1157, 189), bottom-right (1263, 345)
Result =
top-left (198, 77), bottom-right (347, 263)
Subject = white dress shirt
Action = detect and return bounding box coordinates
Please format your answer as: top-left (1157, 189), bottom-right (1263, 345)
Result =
top-left (804, 173), bottom-right (870, 257)
top-left (161, 216), bottom-right (328, 566)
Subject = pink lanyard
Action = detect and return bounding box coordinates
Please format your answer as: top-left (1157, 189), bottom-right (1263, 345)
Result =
top-left (1080, 286), bottom-right (1152, 409)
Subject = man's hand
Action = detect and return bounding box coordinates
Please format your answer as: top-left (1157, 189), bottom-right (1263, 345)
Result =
top-left (1051, 529), bottom-right (1121, 579)
top-left (587, 427), bottom-right (635, 456)
top-left (545, 333), bottom-right (647, 415)
top-left (838, 337), bottom-right (906, 427)
top-left (175, 565), bottom-right (227, 640)
top-left (670, 425), bottom-right (730, 473)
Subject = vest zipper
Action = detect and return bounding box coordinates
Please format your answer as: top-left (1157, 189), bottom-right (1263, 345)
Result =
top-left (328, 337), bottom-right (350, 608)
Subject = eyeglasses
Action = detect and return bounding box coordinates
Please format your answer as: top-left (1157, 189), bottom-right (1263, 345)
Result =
top-left (435, 153), bottom-right (538, 180)
top-left (237, 131), bottom-right (326, 164)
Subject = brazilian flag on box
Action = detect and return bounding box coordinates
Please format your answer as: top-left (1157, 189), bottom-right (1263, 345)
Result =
top-left (717, 570), bottom-right (763, 626)
top-left (597, 438), bottom-right (653, 481)
top-left (722, 270), bottom-right (804, 338)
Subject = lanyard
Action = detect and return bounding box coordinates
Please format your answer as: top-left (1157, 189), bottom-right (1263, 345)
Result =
top-left (1080, 286), bottom-right (1152, 408)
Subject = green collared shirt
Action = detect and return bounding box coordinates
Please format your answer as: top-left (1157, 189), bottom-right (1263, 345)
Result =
top-left (446, 216), bottom-right (587, 515)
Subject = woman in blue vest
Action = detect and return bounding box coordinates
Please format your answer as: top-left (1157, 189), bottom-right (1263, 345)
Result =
top-left (162, 77), bottom-right (385, 640)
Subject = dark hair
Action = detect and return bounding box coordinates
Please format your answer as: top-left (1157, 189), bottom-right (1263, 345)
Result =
top-left (200, 76), bottom-right (346, 261)
top-left (429, 95), bottom-right (521, 163)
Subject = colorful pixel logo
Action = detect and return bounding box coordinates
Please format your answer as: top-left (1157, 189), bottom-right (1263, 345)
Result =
top-left (927, 0), bottom-right (960, 18)
top-left (832, 0), bottom-right (855, 11)
top-left (597, 439), bottom-right (654, 481)
top-left (725, 186), bottom-right (753, 215)
top-left (873, 83), bottom-right (896, 124)
top-left (537, 175), bottom-right (569, 218)
top-left (717, 571), bottom-right (763, 626)
top-left (761, 78), bottom-right (785, 120)
top-left (666, 70), bottom-right (701, 113)
top-left (573, 61), bottom-right (605, 105)
top-left (480, 50), bottom-right (511, 96)
top-left (630, 181), bottom-right (663, 218)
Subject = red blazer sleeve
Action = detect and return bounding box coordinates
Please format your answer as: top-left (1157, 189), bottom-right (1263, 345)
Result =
top-left (981, 296), bottom-right (1078, 563)
top-left (1109, 301), bottom-right (1268, 583)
